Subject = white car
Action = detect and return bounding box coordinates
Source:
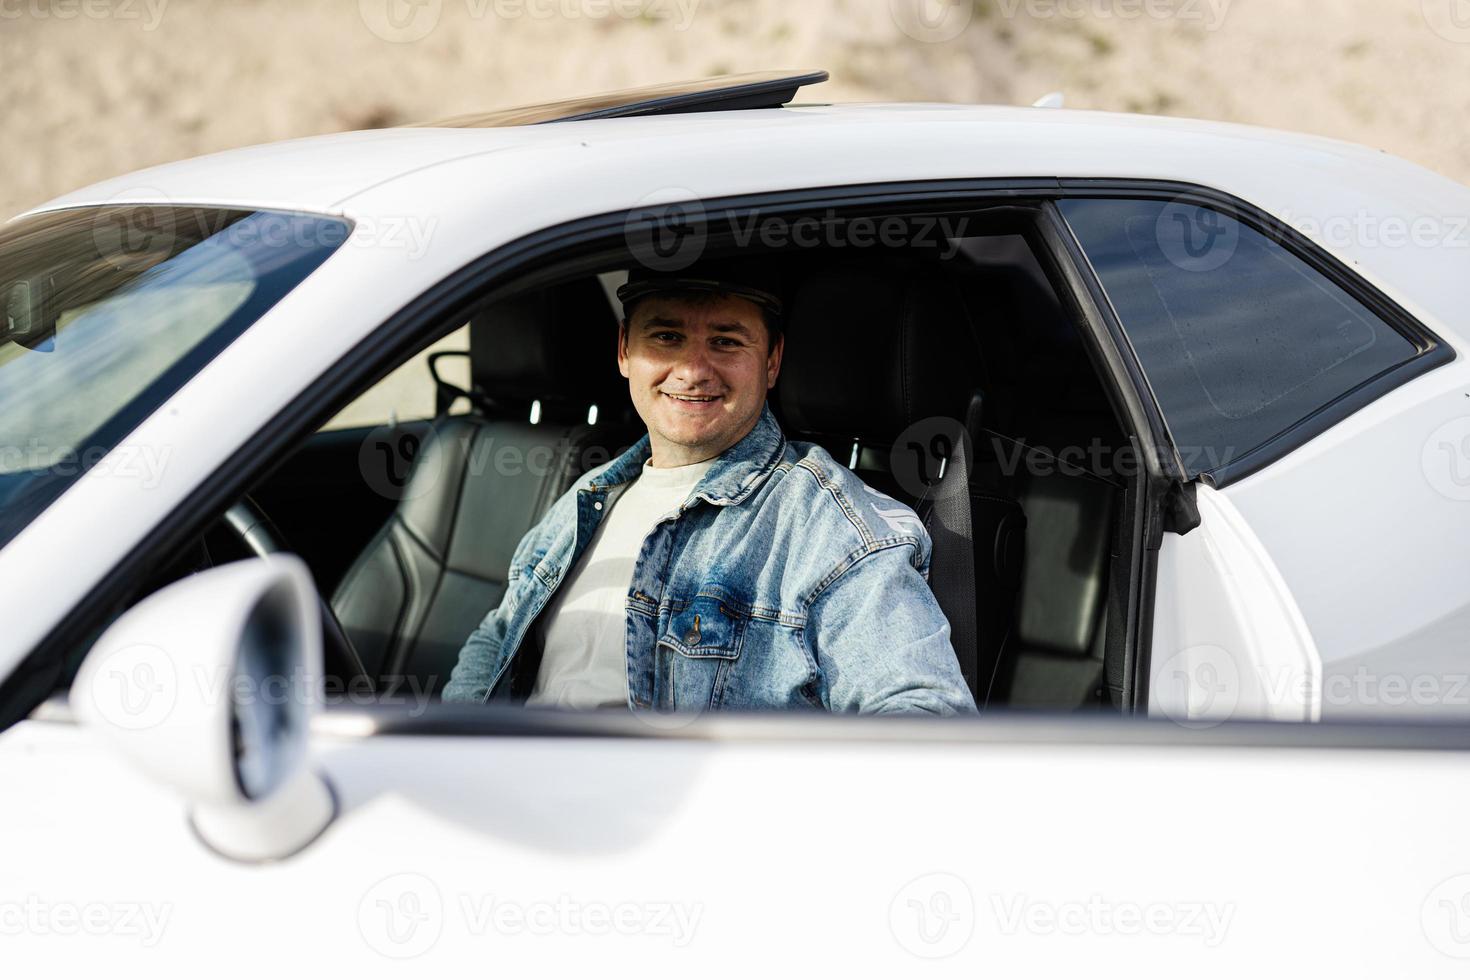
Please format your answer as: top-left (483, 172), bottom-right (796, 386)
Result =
top-left (3, 72), bottom-right (1470, 973)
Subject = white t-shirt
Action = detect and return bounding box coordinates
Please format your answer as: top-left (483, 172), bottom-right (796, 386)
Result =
top-left (526, 457), bottom-right (715, 710)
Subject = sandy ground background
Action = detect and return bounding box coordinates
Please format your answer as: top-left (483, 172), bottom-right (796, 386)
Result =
top-left (4, 0), bottom-right (1470, 424)
top-left (4, 0), bottom-right (1470, 223)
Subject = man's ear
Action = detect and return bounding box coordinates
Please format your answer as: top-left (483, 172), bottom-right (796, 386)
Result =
top-left (765, 333), bottom-right (784, 389)
top-left (617, 320), bottom-right (631, 379)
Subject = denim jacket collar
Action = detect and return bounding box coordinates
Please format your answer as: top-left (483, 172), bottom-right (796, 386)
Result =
top-left (585, 402), bottom-right (787, 507)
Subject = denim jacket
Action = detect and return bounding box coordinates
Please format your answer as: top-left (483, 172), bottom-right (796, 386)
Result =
top-left (442, 404), bottom-right (977, 715)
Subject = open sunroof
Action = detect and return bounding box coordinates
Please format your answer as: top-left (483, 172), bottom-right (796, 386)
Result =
top-left (415, 70), bottom-right (829, 129)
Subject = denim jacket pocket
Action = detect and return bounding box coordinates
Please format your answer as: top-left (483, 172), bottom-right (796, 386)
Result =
top-left (657, 595), bottom-right (747, 660)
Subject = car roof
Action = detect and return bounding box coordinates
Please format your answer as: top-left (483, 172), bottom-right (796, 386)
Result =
top-left (19, 102), bottom-right (1448, 221)
top-left (20, 101), bottom-right (1470, 362)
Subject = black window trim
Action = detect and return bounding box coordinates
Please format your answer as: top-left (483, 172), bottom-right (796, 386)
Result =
top-left (6, 177), bottom-right (1164, 730)
top-left (1054, 178), bottom-right (1456, 488)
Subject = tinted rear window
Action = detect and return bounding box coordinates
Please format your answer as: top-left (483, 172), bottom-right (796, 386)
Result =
top-left (1060, 197), bottom-right (1418, 476)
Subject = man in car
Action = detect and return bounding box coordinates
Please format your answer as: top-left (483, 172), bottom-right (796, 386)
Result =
top-left (442, 259), bottom-right (976, 715)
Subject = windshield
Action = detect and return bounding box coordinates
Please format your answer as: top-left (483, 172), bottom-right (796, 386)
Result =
top-left (0, 205), bottom-right (351, 550)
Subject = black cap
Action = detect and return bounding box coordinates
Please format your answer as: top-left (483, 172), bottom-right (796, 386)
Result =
top-left (616, 256), bottom-right (785, 320)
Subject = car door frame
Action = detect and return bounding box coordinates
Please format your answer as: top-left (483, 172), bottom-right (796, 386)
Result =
top-left (14, 175), bottom-right (1414, 727)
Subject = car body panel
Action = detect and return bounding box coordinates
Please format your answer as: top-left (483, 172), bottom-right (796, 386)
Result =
top-left (1151, 485), bottom-right (1319, 725)
top-left (4, 710), bottom-right (1470, 973)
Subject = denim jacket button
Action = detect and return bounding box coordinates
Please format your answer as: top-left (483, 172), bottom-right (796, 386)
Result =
top-left (593, 500), bottom-right (603, 511)
top-left (683, 614), bottom-right (702, 646)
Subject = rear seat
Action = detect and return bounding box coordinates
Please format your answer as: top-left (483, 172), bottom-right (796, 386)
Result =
top-left (956, 236), bottom-right (1122, 709)
top-left (777, 263), bottom-right (1026, 704)
top-left (331, 278), bottom-right (638, 695)
top-left (999, 443), bottom-right (1116, 708)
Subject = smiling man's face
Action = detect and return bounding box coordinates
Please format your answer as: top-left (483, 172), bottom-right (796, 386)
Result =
top-left (618, 292), bottom-right (784, 468)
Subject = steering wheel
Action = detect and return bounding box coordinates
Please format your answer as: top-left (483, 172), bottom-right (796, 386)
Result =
top-left (222, 496), bottom-right (374, 694)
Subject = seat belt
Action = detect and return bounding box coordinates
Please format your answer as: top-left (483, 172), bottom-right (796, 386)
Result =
top-left (921, 399), bottom-right (981, 706)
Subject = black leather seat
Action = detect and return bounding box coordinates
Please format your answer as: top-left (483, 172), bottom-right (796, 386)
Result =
top-left (777, 264), bottom-right (1026, 705)
top-left (331, 278), bottom-right (638, 696)
top-left (955, 235), bottom-right (1122, 709)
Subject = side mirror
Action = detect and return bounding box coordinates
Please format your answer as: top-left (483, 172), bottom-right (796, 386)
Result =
top-left (70, 555), bottom-right (336, 862)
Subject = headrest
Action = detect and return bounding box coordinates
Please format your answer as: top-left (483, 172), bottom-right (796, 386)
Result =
top-left (470, 277), bottom-right (623, 406)
top-left (778, 266), bottom-right (980, 444)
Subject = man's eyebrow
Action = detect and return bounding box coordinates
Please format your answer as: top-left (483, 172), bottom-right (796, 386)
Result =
top-left (709, 321), bottom-right (756, 336)
top-left (638, 316), bottom-right (756, 336)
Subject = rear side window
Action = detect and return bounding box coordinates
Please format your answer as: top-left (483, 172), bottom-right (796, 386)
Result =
top-left (1060, 197), bottom-right (1419, 477)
